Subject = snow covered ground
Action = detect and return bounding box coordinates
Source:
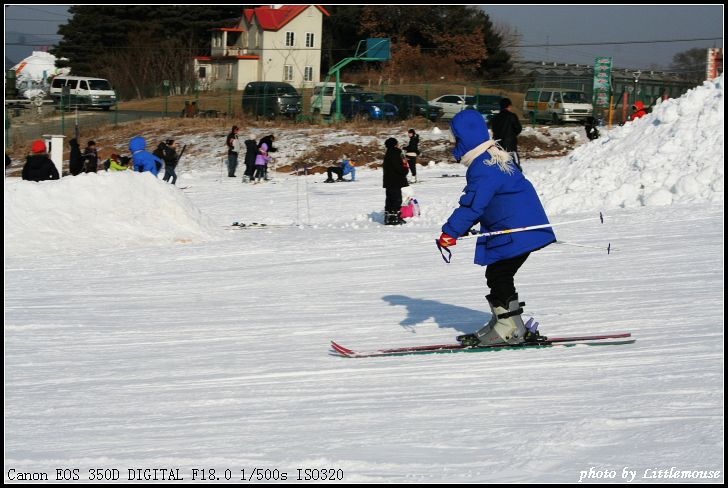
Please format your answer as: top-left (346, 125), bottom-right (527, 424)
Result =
top-left (4, 78), bottom-right (724, 483)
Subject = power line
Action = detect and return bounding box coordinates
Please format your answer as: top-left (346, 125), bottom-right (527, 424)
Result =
top-left (10, 5), bottom-right (71, 17)
top-left (517, 37), bottom-right (722, 48)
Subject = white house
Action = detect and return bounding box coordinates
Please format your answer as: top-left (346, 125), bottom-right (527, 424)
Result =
top-left (193, 5), bottom-right (330, 91)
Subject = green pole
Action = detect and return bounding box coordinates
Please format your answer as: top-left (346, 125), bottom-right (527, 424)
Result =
top-left (5, 107), bottom-right (10, 149)
top-left (335, 70), bottom-right (341, 122)
top-left (60, 94), bottom-right (65, 136)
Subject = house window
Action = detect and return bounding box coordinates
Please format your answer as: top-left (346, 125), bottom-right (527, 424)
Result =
top-left (305, 32), bottom-right (315, 48)
top-left (198, 67), bottom-right (206, 78)
top-left (285, 31), bottom-right (295, 47)
top-left (304, 66), bottom-right (314, 82)
top-left (226, 64), bottom-right (233, 80)
top-left (284, 65), bottom-right (294, 82)
top-left (212, 65), bottom-right (219, 79)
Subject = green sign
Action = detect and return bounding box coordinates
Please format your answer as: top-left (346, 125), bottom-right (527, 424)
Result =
top-left (593, 57), bottom-right (612, 108)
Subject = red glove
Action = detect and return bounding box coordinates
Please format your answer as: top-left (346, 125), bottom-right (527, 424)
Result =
top-left (438, 233), bottom-right (457, 247)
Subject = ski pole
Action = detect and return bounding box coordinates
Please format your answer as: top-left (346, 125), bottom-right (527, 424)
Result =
top-left (436, 212), bottom-right (605, 263)
top-left (456, 213), bottom-right (604, 241)
top-left (555, 240), bottom-right (612, 254)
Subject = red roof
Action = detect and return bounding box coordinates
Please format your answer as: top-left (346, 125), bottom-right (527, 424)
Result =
top-left (243, 5), bottom-right (329, 31)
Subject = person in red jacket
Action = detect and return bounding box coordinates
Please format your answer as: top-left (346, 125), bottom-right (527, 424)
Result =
top-left (630, 101), bottom-right (648, 120)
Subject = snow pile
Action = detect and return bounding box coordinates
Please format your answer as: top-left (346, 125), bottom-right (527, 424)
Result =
top-left (4, 171), bottom-right (222, 256)
top-left (532, 75), bottom-right (724, 214)
top-left (10, 51), bottom-right (70, 99)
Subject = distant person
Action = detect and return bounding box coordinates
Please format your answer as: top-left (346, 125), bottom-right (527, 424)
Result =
top-left (254, 141), bottom-right (272, 183)
top-left (382, 137), bottom-right (409, 225)
top-left (105, 153), bottom-right (130, 171)
top-left (323, 155), bottom-right (356, 182)
top-left (82, 140), bottom-right (99, 173)
top-left (22, 139), bottom-right (59, 182)
top-left (130, 136), bottom-right (163, 176)
top-left (242, 134), bottom-right (258, 183)
top-left (68, 138), bottom-right (83, 176)
top-left (584, 116), bottom-right (600, 141)
top-left (630, 101), bottom-right (648, 120)
top-left (403, 128), bottom-right (420, 183)
top-left (258, 134), bottom-right (277, 180)
top-left (160, 139), bottom-right (180, 185)
top-left (226, 125), bottom-right (240, 177)
top-left (489, 98), bottom-right (523, 172)
top-left (6, 152), bottom-right (12, 168)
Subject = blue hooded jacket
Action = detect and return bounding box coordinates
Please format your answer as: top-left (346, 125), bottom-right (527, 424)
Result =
top-left (129, 136), bottom-right (163, 176)
top-left (442, 110), bottom-right (555, 265)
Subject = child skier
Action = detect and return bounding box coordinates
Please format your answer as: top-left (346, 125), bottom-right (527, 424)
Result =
top-left (437, 109), bottom-right (556, 346)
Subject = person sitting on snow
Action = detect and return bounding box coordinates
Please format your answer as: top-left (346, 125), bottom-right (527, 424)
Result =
top-left (324, 155), bottom-right (357, 182)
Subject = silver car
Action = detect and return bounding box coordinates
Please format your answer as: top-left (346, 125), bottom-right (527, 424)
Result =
top-left (429, 94), bottom-right (469, 119)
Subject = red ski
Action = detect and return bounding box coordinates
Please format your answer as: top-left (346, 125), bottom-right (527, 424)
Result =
top-left (331, 333), bottom-right (634, 358)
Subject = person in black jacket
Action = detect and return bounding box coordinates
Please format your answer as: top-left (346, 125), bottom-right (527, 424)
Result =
top-left (68, 138), bottom-right (83, 176)
top-left (382, 137), bottom-right (409, 225)
top-left (226, 125), bottom-right (240, 177)
top-left (490, 98), bottom-right (523, 172)
top-left (82, 140), bottom-right (99, 173)
top-left (161, 139), bottom-right (180, 184)
top-left (22, 140), bottom-right (59, 182)
top-left (403, 128), bottom-right (420, 183)
top-left (242, 134), bottom-right (258, 183)
top-left (585, 116), bottom-right (600, 141)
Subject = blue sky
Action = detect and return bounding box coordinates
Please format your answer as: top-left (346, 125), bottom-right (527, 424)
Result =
top-left (481, 5), bottom-right (723, 69)
top-left (4, 4), bottom-right (724, 70)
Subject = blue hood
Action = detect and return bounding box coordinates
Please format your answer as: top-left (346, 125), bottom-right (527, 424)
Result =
top-left (129, 136), bottom-right (146, 152)
top-left (450, 109), bottom-right (491, 161)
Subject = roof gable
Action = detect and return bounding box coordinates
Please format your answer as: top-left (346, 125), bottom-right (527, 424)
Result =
top-left (243, 5), bottom-right (329, 31)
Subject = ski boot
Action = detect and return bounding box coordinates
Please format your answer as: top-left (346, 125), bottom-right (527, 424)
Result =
top-left (324, 178), bottom-right (335, 183)
top-left (457, 294), bottom-right (533, 347)
top-left (384, 211), bottom-right (404, 225)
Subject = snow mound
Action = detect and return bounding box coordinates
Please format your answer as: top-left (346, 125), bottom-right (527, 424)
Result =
top-left (532, 75), bottom-right (724, 214)
top-left (4, 171), bottom-right (223, 256)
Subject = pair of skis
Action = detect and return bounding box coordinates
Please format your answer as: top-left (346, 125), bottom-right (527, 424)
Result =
top-left (331, 332), bottom-right (634, 358)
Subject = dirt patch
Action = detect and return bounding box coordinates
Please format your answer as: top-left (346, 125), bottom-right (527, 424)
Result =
top-left (519, 129), bottom-right (581, 159)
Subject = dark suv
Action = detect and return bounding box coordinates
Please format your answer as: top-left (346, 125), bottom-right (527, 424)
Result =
top-left (383, 93), bottom-right (443, 121)
top-left (242, 82), bottom-right (302, 118)
top-left (330, 92), bottom-right (399, 120)
top-left (465, 94), bottom-right (504, 122)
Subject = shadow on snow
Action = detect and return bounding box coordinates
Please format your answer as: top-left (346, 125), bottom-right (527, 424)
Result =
top-left (382, 294), bottom-right (490, 335)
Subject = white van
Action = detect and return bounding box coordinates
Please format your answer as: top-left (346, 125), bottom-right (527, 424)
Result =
top-left (523, 87), bottom-right (592, 124)
top-left (310, 82), bottom-right (364, 116)
top-left (50, 76), bottom-right (117, 110)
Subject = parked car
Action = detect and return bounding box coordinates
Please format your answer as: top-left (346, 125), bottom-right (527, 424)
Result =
top-left (310, 82), bottom-right (364, 116)
top-left (329, 92), bottom-right (399, 121)
top-left (428, 94), bottom-right (471, 119)
top-left (383, 93), bottom-right (443, 121)
top-left (49, 75), bottom-right (117, 110)
top-left (242, 81), bottom-right (302, 118)
top-left (523, 87), bottom-right (593, 124)
top-left (465, 94), bottom-right (503, 122)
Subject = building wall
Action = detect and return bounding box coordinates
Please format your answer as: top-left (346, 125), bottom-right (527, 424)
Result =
top-left (259, 6), bottom-right (323, 88)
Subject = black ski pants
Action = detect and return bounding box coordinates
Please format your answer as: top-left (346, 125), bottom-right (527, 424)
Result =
top-left (384, 187), bottom-right (403, 213)
top-left (485, 252), bottom-right (530, 305)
